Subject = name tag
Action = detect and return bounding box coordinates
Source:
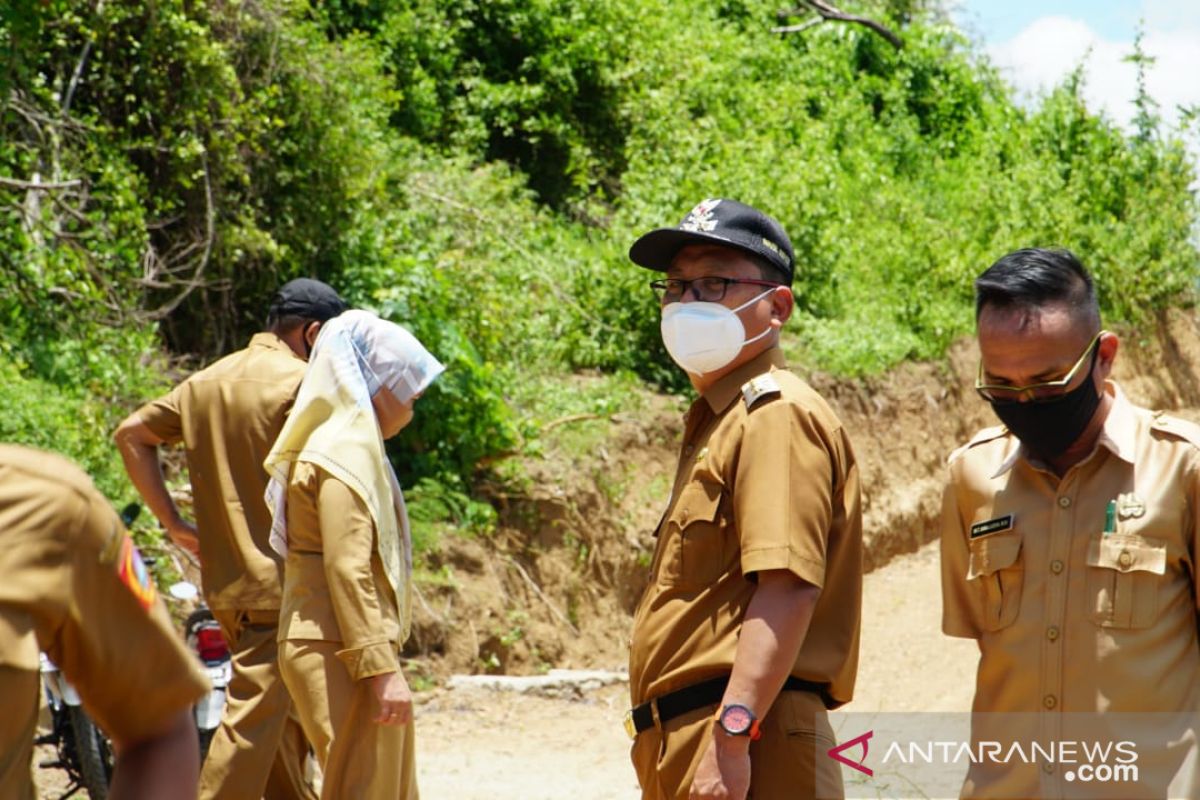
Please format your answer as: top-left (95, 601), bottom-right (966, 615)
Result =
top-left (970, 514), bottom-right (1014, 539)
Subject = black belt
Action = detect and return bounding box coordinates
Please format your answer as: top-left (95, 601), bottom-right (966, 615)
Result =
top-left (626, 675), bottom-right (831, 738)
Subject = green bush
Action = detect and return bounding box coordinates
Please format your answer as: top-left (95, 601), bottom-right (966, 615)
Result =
top-left (0, 362), bottom-right (131, 502)
top-left (2, 0), bottom-right (1197, 538)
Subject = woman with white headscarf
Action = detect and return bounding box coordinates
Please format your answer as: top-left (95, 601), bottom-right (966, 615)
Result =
top-left (263, 310), bottom-right (443, 799)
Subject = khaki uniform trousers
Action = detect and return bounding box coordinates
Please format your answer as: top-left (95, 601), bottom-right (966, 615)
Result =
top-left (200, 608), bottom-right (316, 800)
top-left (0, 666), bottom-right (39, 800)
top-left (280, 640), bottom-right (418, 800)
top-left (631, 689), bottom-right (844, 800)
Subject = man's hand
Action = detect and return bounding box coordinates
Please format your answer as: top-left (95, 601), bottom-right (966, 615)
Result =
top-left (689, 730), bottom-right (751, 800)
top-left (164, 518), bottom-right (200, 558)
top-left (367, 670), bottom-right (413, 726)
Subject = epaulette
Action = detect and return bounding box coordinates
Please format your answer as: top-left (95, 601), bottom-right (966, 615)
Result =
top-left (741, 373), bottom-right (782, 410)
top-left (947, 424), bottom-right (1009, 465)
top-left (1150, 411), bottom-right (1200, 450)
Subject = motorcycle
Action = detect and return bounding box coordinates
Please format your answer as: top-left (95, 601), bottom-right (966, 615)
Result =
top-left (34, 503), bottom-right (232, 797)
top-left (37, 653), bottom-right (114, 800)
top-left (33, 502), bottom-right (144, 799)
top-left (170, 580), bottom-right (232, 760)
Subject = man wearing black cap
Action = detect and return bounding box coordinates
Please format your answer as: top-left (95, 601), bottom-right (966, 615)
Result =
top-left (114, 277), bottom-right (347, 800)
top-left (625, 199), bottom-right (862, 800)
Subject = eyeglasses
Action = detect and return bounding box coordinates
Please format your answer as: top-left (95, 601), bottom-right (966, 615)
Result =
top-left (649, 277), bottom-right (780, 303)
top-left (975, 330), bottom-right (1105, 404)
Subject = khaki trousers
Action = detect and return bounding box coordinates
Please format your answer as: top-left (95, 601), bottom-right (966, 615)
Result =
top-left (0, 666), bottom-right (38, 800)
top-left (631, 689), bottom-right (844, 800)
top-left (200, 608), bottom-right (316, 800)
top-left (279, 639), bottom-right (418, 800)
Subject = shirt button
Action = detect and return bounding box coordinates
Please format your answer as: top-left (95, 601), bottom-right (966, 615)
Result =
top-left (1058, 496), bottom-right (1071, 509)
top-left (1118, 550), bottom-right (1132, 568)
top-left (1050, 560), bottom-right (1065, 575)
top-left (1043, 694), bottom-right (1058, 710)
top-left (1043, 762), bottom-right (1055, 774)
top-left (1046, 626), bottom-right (1060, 642)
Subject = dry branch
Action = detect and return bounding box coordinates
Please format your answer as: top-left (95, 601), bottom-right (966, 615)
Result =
top-left (0, 176), bottom-right (83, 191)
top-left (503, 556), bottom-right (580, 636)
top-left (774, 0), bottom-right (903, 49)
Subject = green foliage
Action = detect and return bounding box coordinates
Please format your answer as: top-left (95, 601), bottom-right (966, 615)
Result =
top-left (363, 0), bottom-right (637, 216)
top-left (2, 0), bottom-right (1197, 545)
top-left (0, 362), bottom-right (131, 502)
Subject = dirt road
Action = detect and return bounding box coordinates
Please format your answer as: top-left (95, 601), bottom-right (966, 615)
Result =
top-left (415, 541), bottom-right (977, 799)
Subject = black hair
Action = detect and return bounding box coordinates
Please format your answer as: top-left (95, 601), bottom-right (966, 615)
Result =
top-left (974, 248), bottom-right (1101, 331)
top-left (267, 313), bottom-right (314, 334)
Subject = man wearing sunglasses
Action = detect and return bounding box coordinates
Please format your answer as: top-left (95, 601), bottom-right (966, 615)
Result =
top-left (940, 248), bottom-right (1200, 796)
top-left (625, 198), bottom-right (862, 800)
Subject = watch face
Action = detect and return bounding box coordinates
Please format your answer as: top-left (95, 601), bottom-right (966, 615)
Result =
top-left (720, 704), bottom-right (754, 735)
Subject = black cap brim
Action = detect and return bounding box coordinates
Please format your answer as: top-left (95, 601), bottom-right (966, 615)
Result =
top-left (629, 228), bottom-right (779, 274)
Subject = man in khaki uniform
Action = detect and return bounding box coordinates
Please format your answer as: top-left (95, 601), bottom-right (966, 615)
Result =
top-left (625, 199), bottom-right (863, 800)
top-left (0, 443), bottom-right (210, 800)
top-left (114, 278), bottom-right (346, 800)
top-left (941, 248), bottom-right (1200, 797)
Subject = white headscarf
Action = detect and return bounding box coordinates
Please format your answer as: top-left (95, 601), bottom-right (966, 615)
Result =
top-left (263, 309), bottom-right (445, 641)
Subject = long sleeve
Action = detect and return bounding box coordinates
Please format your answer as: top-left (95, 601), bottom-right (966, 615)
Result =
top-left (314, 469), bottom-right (400, 680)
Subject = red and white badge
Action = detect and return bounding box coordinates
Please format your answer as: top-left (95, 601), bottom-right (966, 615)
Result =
top-left (116, 535), bottom-right (158, 611)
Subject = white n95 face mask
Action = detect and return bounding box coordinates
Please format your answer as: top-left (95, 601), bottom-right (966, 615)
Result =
top-left (660, 289), bottom-right (774, 375)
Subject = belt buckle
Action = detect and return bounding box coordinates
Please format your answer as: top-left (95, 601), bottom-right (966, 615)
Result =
top-left (623, 709), bottom-right (637, 740)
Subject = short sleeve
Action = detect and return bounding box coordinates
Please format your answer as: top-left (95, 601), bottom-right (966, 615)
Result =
top-left (135, 383), bottom-right (186, 444)
top-left (46, 493), bottom-right (209, 744)
top-left (734, 398), bottom-right (835, 588)
top-left (940, 471), bottom-right (982, 639)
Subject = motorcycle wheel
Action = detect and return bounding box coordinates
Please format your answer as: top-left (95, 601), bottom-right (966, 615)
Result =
top-left (67, 705), bottom-right (113, 799)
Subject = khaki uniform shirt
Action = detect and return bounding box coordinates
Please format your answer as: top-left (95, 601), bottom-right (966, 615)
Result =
top-left (941, 383), bottom-right (1200, 796)
top-left (0, 444), bottom-right (209, 795)
top-left (137, 332), bottom-right (305, 611)
top-left (278, 461), bottom-right (401, 680)
top-left (629, 348), bottom-right (863, 708)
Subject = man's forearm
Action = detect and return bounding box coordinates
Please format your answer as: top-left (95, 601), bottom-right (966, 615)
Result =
top-left (109, 709), bottom-right (199, 800)
top-left (687, 570), bottom-right (822, 798)
top-left (721, 570), bottom-right (821, 721)
top-left (114, 417), bottom-right (183, 530)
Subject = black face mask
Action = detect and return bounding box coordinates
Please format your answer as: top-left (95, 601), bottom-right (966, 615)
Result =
top-left (989, 353), bottom-right (1102, 462)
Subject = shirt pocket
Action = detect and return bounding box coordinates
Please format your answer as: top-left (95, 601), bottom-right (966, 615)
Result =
top-left (658, 480), bottom-right (728, 591)
top-left (1086, 533), bottom-right (1167, 629)
top-left (966, 532), bottom-right (1024, 631)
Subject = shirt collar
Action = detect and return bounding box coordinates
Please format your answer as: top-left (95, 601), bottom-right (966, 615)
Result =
top-left (250, 331), bottom-right (301, 358)
top-left (990, 380), bottom-right (1136, 478)
top-left (702, 347), bottom-right (787, 415)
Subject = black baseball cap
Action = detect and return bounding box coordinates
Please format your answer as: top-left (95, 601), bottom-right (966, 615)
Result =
top-left (267, 278), bottom-right (348, 323)
top-left (629, 198), bottom-right (795, 284)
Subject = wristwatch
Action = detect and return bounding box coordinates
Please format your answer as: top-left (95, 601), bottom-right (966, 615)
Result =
top-left (716, 703), bottom-right (762, 740)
